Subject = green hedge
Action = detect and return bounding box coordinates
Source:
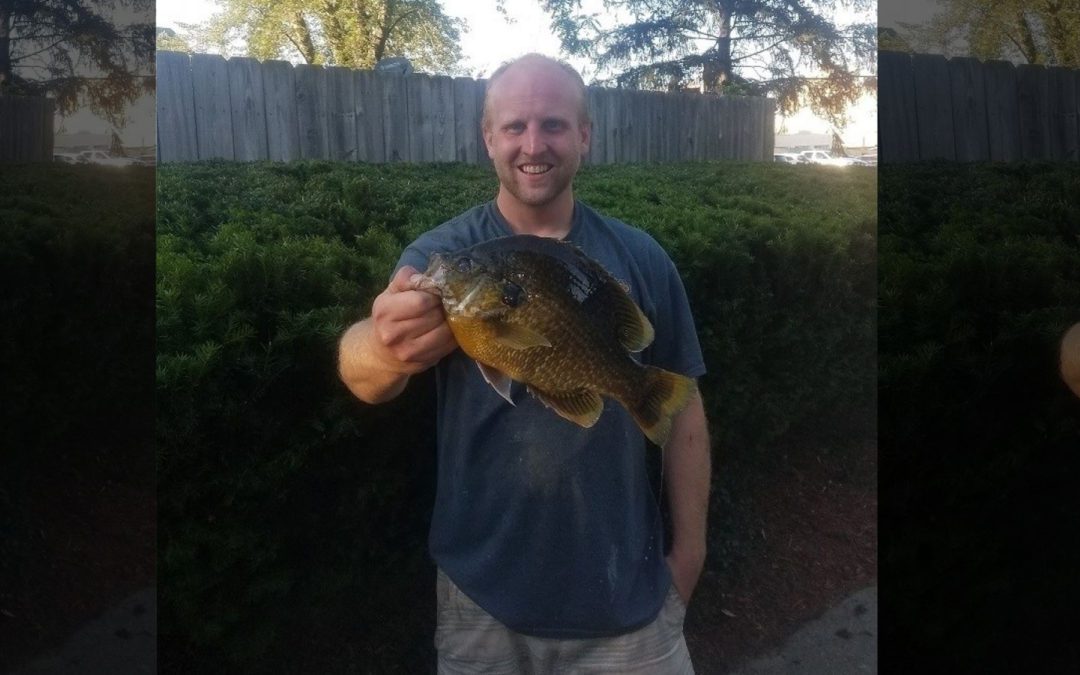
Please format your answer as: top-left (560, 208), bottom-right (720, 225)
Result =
top-left (156, 161), bottom-right (875, 671)
top-left (878, 163), bottom-right (1080, 670)
top-left (1, 164), bottom-right (154, 606)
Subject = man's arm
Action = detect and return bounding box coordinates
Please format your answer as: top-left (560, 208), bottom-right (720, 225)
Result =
top-left (338, 266), bottom-right (457, 404)
top-left (664, 389), bottom-right (711, 604)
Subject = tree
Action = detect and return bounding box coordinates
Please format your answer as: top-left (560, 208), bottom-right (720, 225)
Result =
top-left (185, 0), bottom-right (464, 74)
top-left (537, 0), bottom-right (876, 127)
top-left (156, 26), bottom-right (194, 53)
top-left (903, 0), bottom-right (1080, 67)
top-left (878, 27), bottom-right (914, 53)
top-left (0, 0), bottom-right (154, 126)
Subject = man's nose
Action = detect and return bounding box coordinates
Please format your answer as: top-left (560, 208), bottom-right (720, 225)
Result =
top-left (522, 124), bottom-right (545, 155)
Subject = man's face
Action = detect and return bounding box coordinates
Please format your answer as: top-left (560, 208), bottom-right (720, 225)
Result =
top-left (483, 62), bottom-right (591, 210)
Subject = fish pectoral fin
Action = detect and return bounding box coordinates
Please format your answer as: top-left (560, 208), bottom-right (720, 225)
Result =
top-left (613, 292), bottom-right (654, 353)
top-left (527, 387), bottom-right (604, 429)
top-left (492, 322), bottom-right (553, 350)
top-left (477, 361), bottom-right (515, 405)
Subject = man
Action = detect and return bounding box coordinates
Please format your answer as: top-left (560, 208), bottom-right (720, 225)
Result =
top-left (338, 53), bottom-right (710, 673)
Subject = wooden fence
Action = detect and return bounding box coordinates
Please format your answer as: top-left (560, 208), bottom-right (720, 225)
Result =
top-left (0, 96), bottom-right (54, 162)
top-left (156, 51), bottom-right (774, 164)
top-left (880, 51), bottom-right (1080, 162)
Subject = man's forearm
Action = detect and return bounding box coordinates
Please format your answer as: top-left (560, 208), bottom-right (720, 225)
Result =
top-left (338, 319), bottom-right (410, 404)
top-left (664, 391), bottom-right (711, 563)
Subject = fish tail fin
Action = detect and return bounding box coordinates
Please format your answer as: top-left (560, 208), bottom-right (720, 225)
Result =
top-left (630, 367), bottom-right (696, 448)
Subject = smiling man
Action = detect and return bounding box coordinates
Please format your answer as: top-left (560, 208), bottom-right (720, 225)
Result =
top-left (338, 54), bottom-right (710, 673)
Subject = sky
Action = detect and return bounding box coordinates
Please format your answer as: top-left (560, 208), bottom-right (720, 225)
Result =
top-left (142, 0), bottom-right (879, 147)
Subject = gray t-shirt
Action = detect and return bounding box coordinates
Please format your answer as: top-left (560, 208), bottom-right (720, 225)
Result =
top-left (396, 200), bottom-right (706, 638)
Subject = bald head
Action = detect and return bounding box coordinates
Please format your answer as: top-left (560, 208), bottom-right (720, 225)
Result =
top-left (482, 54), bottom-right (591, 131)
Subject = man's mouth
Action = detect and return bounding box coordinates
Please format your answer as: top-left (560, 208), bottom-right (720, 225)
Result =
top-left (518, 164), bottom-right (552, 175)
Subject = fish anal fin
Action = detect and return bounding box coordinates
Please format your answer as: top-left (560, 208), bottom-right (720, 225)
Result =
top-left (493, 322), bottom-right (552, 350)
top-left (477, 361), bottom-right (514, 405)
top-left (527, 387), bottom-right (604, 429)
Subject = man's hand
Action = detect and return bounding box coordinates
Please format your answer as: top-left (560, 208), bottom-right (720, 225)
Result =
top-left (368, 266), bottom-right (457, 374)
top-left (338, 266), bottom-right (458, 403)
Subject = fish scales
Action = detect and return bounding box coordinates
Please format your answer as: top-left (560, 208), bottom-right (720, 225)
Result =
top-left (414, 235), bottom-right (695, 447)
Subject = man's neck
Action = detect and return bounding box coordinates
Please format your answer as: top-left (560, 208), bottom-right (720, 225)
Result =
top-left (496, 189), bottom-right (575, 239)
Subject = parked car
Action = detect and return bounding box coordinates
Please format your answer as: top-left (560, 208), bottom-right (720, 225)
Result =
top-left (76, 149), bottom-right (140, 167)
top-left (797, 149), bottom-right (863, 167)
top-left (53, 152), bottom-right (81, 164)
top-left (773, 153), bottom-right (802, 164)
top-left (856, 154), bottom-right (877, 166)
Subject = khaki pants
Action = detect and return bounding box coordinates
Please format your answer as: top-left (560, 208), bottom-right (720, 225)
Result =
top-left (435, 569), bottom-right (695, 675)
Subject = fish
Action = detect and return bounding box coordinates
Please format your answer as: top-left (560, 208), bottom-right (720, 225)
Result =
top-left (411, 234), bottom-right (696, 447)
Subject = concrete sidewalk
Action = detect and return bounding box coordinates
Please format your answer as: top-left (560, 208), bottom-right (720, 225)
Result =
top-left (5, 587), bottom-right (156, 675)
top-left (728, 586), bottom-right (877, 674)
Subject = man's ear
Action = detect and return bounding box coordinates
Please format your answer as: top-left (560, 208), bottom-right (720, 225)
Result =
top-left (580, 121), bottom-right (591, 156)
top-left (483, 125), bottom-right (495, 159)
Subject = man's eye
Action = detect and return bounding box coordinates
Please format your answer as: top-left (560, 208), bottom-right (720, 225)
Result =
top-left (506, 123), bottom-right (525, 134)
top-left (543, 120), bottom-right (565, 132)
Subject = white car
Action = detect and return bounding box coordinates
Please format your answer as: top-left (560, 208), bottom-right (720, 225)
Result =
top-left (77, 149), bottom-right (140, 167)
top-left (773, 153), bottom-right (802, 164)
top-left (53, 152), bottom-right (81, 164)
top-left (797, 150), bottom-right (862, 167)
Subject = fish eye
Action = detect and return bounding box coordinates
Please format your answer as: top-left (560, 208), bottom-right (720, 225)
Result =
top-left (455, 257), bottom-right (472, 273)
top-left (501, 281), bottom-right (525, 308)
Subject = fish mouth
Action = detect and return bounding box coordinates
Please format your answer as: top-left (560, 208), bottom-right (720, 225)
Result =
top-left (411, 255), bottom-right (449, 297)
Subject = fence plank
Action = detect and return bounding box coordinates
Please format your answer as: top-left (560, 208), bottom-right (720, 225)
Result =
top-left (381, 73), bottom-right (410, 162)
top-left (156, 51), bottom-right (198, 162)
top-left (982, 60), bottom-right (1020, 162)
top-left (453, 77), bottom-right (478, 163)
top-left (1047, 66), bottom-right (1078, 161)
top-left (879, 51), bottom-right (918, 163)
top-left (1075, 69), bottom-right (1080, 161)
top-left (326, 66), bottom-right (357, 161)
top-left (1017, 64), bottom-right (1050, 160)
top-left (948, 56), bottom-right (990, 161)
top-left (295, 64), bottom-right (329, 159)
top-left (431, 76), bottom-right (456, 162)
top-left (191, 53), bottom-right (234, 160)
top-left (406, 74), bottom-right (433, 162)
top-left (475, 79), bottom-right (491, 167)
top-left (263, 60), bottom-right (300, 161)
top-left (355, 70), bottom-right (385, 162)
top-left (227, 57), bottom-right (268, 162)
top-left (585, 87), bottom-right (603, 164)
top-left (911, 53), bottom-right (955, 160)
top-left (605, 87), bottom-right (620, 163)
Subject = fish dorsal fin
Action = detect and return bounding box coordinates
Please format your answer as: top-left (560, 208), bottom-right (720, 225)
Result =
top-left (581, 277), bottom-right (654, 353)
top-left (477, 361), bottom-right (514, 405)
top-left (492, 322), bottom-right (552, 350)
top-left (527, 386), bottom-right (604, 429)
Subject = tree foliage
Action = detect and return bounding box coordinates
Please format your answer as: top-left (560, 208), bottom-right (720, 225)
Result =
top-left (536, 0), bottom-right (876, 126)
top-left (0, 0), bottom-right (154, 125)
top-left (902, 0), bottom-right (1080, 67)
top-left (175, 0), bottom-right (464, 73)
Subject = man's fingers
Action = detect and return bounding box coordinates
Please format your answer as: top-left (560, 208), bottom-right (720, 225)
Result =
top-left (388, 265), bottom-right (421, 293)
top-left (389, 311), bottom-right (449, 340)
